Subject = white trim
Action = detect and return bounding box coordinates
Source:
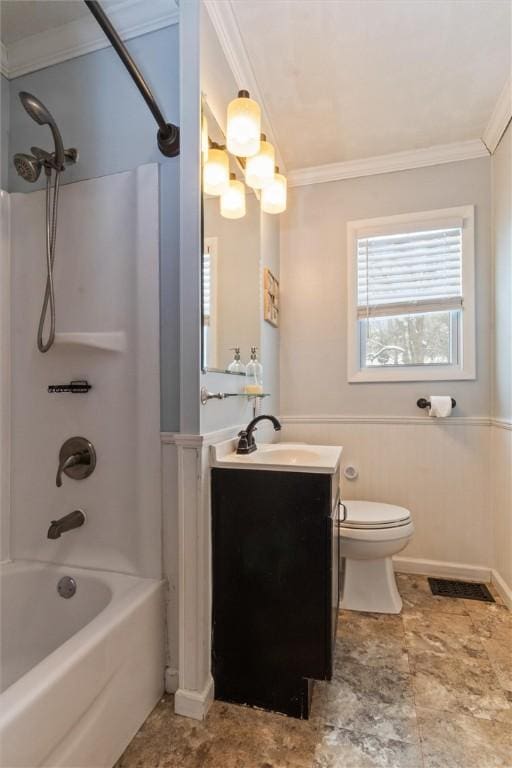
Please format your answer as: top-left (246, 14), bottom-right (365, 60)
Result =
top-left (393, 556), bottom-right (492, 583)
top-left (202, 0), bottom-right (285, 172)
top-left (0, 43), bottom-right (8, 78)
top-left (161, 424), bottom-right (242, 447)
top-left (2, 0), bottom-right (179, 79)
top-left (346, 206), bottom-right (476, 383)
top-left (491, 570), bottom-right (512, 610)
top-left (491, 418), bottom-right (512, 431)
top-left (279, 415), bottom-right (490, 427)
top-left (483, 80), bottom-right (512, 154)
top-left (288, 141), bottom-right (488, 188)
top-left (165, 666), bottom-right (179, 694)
top-left (0, 192), bottom-right (11, 564)
top-left (175, 677), bottom-right (214, 720)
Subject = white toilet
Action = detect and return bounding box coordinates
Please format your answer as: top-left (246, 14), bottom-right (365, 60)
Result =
top-left (339, 500), bottom-right (414, 614)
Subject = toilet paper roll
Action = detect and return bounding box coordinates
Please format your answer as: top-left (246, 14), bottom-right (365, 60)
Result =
top-left (428, 396), bottom-right (452, 418)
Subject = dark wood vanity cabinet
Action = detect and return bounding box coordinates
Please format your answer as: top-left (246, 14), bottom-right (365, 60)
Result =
top-left (211, 467), bottom-right (340, 718)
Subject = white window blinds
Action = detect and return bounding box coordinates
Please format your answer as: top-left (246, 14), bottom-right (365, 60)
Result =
top-left (203, 247), bottom-right (212, 326)
top-left (357, 226), bottom-right (463, 318)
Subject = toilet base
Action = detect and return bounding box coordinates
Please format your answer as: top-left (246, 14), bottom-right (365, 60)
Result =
top-left (341, 557), bottom-right (403, 614)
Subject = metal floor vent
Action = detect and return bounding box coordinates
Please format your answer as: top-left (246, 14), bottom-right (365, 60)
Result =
top-left (428, 578), bottom-right (495, 602)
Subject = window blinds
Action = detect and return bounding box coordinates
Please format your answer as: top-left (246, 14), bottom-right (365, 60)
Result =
top-left (203, 247), bottom-right (212, 326)
top-left (357, 226), bottom-right (463, 319)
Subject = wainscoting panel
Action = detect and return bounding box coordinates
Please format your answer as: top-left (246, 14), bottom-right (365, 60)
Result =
top-left (281, 420), bottom-right (493, 568)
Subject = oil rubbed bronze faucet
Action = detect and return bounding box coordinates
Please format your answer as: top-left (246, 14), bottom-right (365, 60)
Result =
top-left (236, 414), bottom-right (281, 455)
top-left (47, 509), bottom-right (86, 539)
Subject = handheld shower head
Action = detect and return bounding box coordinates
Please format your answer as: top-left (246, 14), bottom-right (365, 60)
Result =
top-left (13, 153), bottom-right (42, 183)
top-left (19, 91), bottom-right (65, 169)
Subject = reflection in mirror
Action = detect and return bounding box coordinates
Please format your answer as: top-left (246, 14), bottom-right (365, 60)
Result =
top-left (202, 102), bottom-right (261, 374)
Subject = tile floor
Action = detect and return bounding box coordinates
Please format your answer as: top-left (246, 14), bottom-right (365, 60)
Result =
top-left (117, 575), bottom-right (512, 768)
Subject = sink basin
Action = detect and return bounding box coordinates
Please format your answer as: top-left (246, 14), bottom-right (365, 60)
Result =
top-left (211, 441), bottom-right (342, 474)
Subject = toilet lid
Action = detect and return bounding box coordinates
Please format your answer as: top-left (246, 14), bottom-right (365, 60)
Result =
top-left (340, 500), bottom-right (411, 529)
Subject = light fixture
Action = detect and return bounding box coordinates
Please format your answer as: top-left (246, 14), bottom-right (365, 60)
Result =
top-left (245, 133), bottom-right (275, 189)
top-left (203, 144), bottom-right (229, 196)
top-left (261, 166), bottom-right (287, 214)
top-left (226, 90), bottom-right (261, 158)
top-left (220, 173), bottom-right (246, 219)
top-left (201, 114), bottom-right (209, 160)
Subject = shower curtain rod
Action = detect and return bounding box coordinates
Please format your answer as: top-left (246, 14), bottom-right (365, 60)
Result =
top-left (84, 0), bottom-right (180, 157)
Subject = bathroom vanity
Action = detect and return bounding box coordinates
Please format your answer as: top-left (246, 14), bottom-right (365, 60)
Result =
top-left (211, 442), bottom-right (343, 718)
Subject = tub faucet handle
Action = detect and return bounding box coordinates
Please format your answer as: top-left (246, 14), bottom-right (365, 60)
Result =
top-left (56, 437), bottom-right (96, 487)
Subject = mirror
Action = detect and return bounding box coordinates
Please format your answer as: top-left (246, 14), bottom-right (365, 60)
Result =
top-left (201, 102), bottom-right (261, 374)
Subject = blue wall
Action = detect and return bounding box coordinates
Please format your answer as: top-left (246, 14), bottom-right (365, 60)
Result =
top-left (5, 25), bottom-right (180, 430)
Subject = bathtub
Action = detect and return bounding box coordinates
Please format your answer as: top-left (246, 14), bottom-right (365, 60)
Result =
top-left (0, 561), bottom-right (165, 768)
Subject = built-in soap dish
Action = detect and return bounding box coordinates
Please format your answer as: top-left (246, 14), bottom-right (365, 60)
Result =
top-left (53, 332), bottom-right (126, 352)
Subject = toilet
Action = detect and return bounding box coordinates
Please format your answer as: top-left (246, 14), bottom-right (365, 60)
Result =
top-left (339, 500), bottom-right (414, 614)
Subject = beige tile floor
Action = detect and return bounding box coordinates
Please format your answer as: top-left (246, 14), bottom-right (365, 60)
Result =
top-left (117, 575), bottom-right (512, 768)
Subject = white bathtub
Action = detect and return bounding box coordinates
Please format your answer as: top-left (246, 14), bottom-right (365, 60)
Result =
top-left (0, 561), bottom-right (165, 768)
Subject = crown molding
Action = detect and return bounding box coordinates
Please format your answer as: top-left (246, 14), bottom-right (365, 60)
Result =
top-left (287, 139), bottom-right (489, 188)
top-left (2, 0), bottom-right (179, 80)
top-left (202, 0), bottom-right (285, 172)
top-left (482, 79), bottom-right (512, 154)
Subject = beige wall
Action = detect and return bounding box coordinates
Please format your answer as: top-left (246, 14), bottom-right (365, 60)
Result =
top-left (280, 158), bottom-right (496, 572)
top-left (491, 123), bottom-right (512, 594)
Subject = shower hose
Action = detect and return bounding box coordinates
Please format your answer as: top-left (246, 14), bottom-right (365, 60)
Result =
top-left (37, 169), bottom-right (61, 353)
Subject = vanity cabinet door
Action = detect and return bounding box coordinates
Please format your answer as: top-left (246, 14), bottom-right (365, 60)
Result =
top-left (211, 467), bottom-right (335, 717)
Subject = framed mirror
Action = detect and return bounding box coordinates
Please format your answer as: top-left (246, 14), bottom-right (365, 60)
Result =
top-left (201, 101), bottom-right (261, 374)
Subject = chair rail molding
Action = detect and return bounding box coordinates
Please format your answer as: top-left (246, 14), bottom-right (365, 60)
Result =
top-left (2, 0), bottom-right (179, 79)
top-left (279, 415), bottom-right (492, 427)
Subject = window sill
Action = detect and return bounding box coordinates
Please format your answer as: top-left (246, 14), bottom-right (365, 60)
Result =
top-left (348, 366), bottom-right (476, 383)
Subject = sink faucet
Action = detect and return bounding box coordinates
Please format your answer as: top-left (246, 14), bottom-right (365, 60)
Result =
top-left (236, 414), bottom-right (281, 455)
top-left (47, 509), bottom-right (86, 539)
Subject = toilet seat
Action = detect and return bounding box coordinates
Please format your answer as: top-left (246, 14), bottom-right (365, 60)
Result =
top-left (340, 500), bottom-right (411, 530)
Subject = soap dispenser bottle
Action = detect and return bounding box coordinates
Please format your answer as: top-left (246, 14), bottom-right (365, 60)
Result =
top-left (227, 347), bottom-right (246, 375)
top-left (245, 346), bottom-right (263, 395)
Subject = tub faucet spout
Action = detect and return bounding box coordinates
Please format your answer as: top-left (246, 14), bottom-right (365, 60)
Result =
top-left (47, 509), bottom-right (86, 539)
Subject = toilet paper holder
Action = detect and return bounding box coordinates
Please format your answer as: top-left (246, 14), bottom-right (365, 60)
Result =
top-left (417, 397), bottom-right (456, 409)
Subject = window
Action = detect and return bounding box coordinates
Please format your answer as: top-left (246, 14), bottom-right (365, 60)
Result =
top-left (202, 237), bottom-right (218, 369)
top-left (346, 207), bottom-right (475, 382)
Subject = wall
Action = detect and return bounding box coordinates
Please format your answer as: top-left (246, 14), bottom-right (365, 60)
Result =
top-left (280, 157), bottom-right (494, 570)
top-left (6, 25), bottom-right (180, 431)
top-left (491, 123), bottom-right (512, 597)
top-left (1, 75), bottom-right (10, 191)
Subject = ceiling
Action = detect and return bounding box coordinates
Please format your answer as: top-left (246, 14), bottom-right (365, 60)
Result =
top-left (0, 0), bottom-right (127, 45)
top-left (230, 0), bottom-right (511, 170)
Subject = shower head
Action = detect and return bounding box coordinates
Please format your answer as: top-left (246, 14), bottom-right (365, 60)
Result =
top-left (13, 153), bottom-right (42, 183)
top-left (19, 91), bottom-right (65, 169)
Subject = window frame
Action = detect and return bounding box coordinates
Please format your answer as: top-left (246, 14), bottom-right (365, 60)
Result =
top-left (346, 206), bottom-right (475, 383)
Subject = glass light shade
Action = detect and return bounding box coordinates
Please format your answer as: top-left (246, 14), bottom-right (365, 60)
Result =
top-left (245, 135), bottom-right (275, 189)
top-left (261, 169), bottom-right (287, 214)
top-left (226, 90), bottom-right (261, 158)
top-left (201, 114), bottom-right (209, 160)
top-left (220, 175), bottom-right (246, 219)
top-left (203, 148), bottom-right (229, 196)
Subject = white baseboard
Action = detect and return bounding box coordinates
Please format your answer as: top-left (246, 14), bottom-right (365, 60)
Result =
top-left (165, 667), bottom-right (179, 694)
top-left (393, 556), bottom-right (492, 583)
top-left (491, 569), bottom-right (512, 610)
top-left (174, 677), bottom-right (214, 720)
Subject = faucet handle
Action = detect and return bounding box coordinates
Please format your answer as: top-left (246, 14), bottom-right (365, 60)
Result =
top-left (56, 437), bottom-right (96, 488)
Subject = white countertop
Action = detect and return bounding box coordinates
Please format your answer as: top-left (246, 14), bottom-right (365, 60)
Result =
top-left (211, 441), bottom-right (343, 474)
